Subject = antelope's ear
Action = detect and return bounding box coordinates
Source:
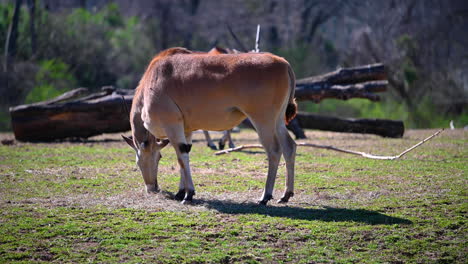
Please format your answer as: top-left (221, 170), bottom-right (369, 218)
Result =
top-left (122, 135), bottom-right (136, 150)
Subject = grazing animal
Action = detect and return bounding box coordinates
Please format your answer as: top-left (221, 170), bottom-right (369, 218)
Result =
top-left (202, 129), bottom-right (235, 150)
top-left (123, 47), bottom-right (297, 205)
top-left (202, 47), bottom-right (236, 150)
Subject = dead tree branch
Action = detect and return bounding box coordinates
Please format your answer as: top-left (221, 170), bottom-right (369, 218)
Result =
top-left (215, 129), bottom-right (444, 159)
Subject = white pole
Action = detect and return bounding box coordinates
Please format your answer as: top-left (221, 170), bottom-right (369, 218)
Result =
top-left (255, 24), bottom-right (261, 53)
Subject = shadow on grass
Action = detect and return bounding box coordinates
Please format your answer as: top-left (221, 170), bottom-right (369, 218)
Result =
top-left (200, 199), bottom-right (412, 225)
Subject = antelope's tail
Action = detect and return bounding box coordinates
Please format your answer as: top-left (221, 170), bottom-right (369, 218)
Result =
top-left (285, 64), bottom-right (297, 125)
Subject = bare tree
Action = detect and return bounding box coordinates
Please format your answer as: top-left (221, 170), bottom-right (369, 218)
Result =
top-left (337, 0), bottom-right (467, 116)
top-left (4, 0), bottom-right (23, 73)
top-left (299, 0), bottom-right (344, 43)
top-left (27, 0), bottom-right (37, 55)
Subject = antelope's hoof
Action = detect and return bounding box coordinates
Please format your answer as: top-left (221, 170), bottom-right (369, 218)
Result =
top-left (218, 142), bottom-right (225, 150)
top-left (277, 191), bottom-right (294, 204)
top-left (146, 185), bottom-right (160, 193)
top-left (174, 189), bottom-right (185, 201)
top-left (180, 190), bottom-right (195, 205)
top-left (258, 194), bottom-right (273, 206)
top-left (208, 144), bottom-right (217, 150)
top-left (181, 199), bottom-right (192, 205)
top-left (277, 198), bottom-right (288, 204)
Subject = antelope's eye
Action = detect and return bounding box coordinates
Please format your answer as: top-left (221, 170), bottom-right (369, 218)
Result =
top-left (140, 141), bottom-right (149, 149)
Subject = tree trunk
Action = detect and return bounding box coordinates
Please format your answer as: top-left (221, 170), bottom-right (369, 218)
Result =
top-left (4, 0), bottom-right (23, 72)
top-left (27, 0), bottom-right (36, 55)
top-left (295, 63), bottom-right (388, 102)
top-left (9, 87), bottom-right (133, 142)
top-left (240, 113), bottom-right (403, 139)
top-left (286, 118), bottom-right (306, 139)
top-left (295, 112), bottom-right (404, 138)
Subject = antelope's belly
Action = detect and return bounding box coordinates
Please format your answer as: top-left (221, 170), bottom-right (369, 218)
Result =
top-left (183, 107), bottom-right (246, 132)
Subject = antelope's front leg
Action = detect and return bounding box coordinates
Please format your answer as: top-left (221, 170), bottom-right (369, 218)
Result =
top-left (174, 168), bottom-right (187, 201)
top-left (175, 142), bottom-right (195, 204)
top-left (166, 127), bottom-right (195, 204)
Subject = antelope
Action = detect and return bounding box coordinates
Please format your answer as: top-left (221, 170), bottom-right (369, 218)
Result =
top-left (123, 47), bottom-right (297, 205)
top-left (202, 47), bottom-right (236, 150)
top-left (202, 129), bottom-right (235, 150)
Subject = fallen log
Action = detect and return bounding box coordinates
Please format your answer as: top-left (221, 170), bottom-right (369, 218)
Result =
top-left (287, 63), bottom-right (391, 138)
top-left (240, 111), bottom-right (403, 138)
top-left (10, 87), bottom-right (133, 141)
top-left (286, 117), bottom-right (306, 139)
top-left (30, 87), bottom-right (90, 106)
top-left (295, 112), bottom-right (404, 138)
top-left (295, 63), bottom-right (387, 103)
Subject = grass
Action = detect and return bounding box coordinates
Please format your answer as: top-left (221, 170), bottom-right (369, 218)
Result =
top-left (0, 129), bottom-right (466, 263)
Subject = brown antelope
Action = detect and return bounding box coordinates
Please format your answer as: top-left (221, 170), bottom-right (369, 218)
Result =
top-left (123, 47), bottom-right (297, 205)
top-left (202, 47), bottom-right (236, 150)
top-left (202, 129), bottom-right (235, 150)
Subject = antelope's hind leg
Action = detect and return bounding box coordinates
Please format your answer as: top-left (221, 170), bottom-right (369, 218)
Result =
top-left (276, 123), bottom-right (296, 203)
top-left (249, 118), bottom-right (282, 205)
top-left (203, 130), bottom-right (217, 150)
top-left (218, 129), bottom-right (235, 150)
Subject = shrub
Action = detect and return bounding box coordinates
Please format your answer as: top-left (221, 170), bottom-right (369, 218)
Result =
top-left (25, 59), bottom-right (76, 104)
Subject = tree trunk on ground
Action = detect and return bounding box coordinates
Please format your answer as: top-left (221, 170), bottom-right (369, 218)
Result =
top-left (295, 63), bottom-right (388, 102)
top-left (286, 118), bottom-right (306, 139)
top-left (9, 87), bottom-right (133, 142)
top-left (294, 112), bottom-right (404, 138)
top-left (241, 112), bottom-right (403, 138)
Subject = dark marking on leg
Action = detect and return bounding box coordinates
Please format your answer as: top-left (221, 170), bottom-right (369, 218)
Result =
top-left (179, 143), bottom-right (192, 153)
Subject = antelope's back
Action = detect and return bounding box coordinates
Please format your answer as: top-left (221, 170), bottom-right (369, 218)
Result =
top-left (156, 52), bottom-right (289, 98)
top-left (142, 51), bottom-right (292, 131)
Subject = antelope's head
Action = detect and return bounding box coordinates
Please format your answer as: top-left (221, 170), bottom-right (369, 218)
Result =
top-left (122, 135), bottom-right (169, 192)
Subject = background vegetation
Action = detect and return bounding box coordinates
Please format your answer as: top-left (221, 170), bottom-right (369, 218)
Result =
top-left (1, 0), bottom-right (467, 131)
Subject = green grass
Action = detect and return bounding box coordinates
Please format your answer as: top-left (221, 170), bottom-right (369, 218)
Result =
top-left (0, 129), bottom-right (466, 263)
